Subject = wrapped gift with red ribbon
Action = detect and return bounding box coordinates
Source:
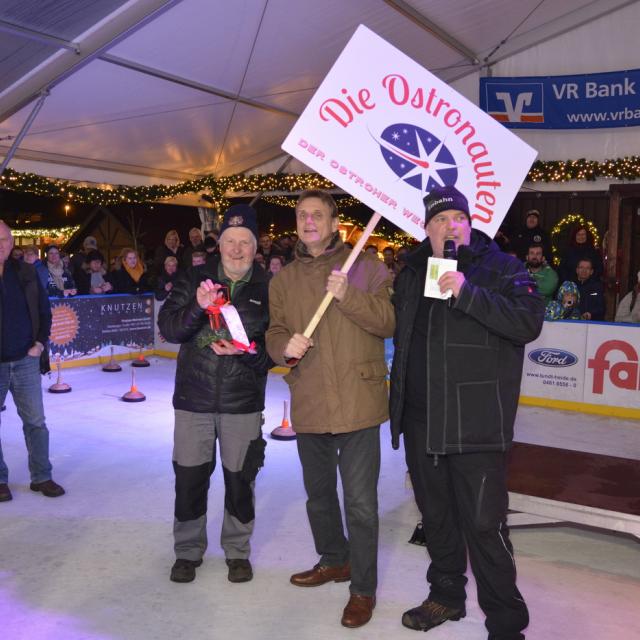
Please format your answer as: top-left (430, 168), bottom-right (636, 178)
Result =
top-left (205, 284), bottom-right (230, 330)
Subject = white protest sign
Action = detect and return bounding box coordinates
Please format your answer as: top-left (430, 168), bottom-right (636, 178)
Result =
top-left (282, 25), bottom-right (537, 240)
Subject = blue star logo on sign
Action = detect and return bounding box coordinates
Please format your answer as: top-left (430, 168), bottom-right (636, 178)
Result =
top-left (378, 123), bottom-right (458, 193)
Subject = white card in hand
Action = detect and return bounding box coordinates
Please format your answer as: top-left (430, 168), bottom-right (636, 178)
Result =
top-left (219, 304), bottom-right (255, 353)
top-left (424, 257), bottom-right (458, 299)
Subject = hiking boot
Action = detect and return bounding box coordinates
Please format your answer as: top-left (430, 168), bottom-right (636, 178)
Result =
top-left (226, 558), bottom-right (253, 583)
top-left (30, 479), bottom-right (65, 497)
top-left (170, 558), bottom-right (202, 583)
top-left (401, 599), bottom-right (465, 631)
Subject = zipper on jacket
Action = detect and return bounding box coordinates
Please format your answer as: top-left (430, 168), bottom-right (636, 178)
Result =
top-left (433, 453), bottom-right (439, 467)
top-left (425, 302), bottom-right (434, 453)
top-left (476, 472), bottom-right (487, 523)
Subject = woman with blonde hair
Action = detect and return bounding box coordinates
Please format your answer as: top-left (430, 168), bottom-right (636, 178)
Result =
top-left (112, 247), bottom-right (151, 294)
top-left (154, 229), bottom-right (183, 276)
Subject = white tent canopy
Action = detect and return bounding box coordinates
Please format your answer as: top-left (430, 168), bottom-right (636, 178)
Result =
top-left (0, 0), bottom-right (638, 198)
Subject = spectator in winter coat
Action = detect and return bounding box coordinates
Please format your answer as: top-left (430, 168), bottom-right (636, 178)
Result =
top-left (558, 224), bottom-right (603, 283)
top-left (266, 190), bottom-right (394, 629)
top-left (615, 271), bottom-right (640, 323)
top-left (154, 256), bottom-right (180, 301)
top-left (511, 209), bottom-right (552, 263)
top-left (154, 230), bottom-right (183, 277)
top-left (158, 204), bottom-right (271, 586)
top-left (545, 281), bottom-right (581, 321)
top-left (44, 245), bottom-right (77, 298)
top-left (75, 250), bottom-right (113, 295)
top-left (23, 245), bottom-right (48, 290)
top-left (390, 185), bottom-right (544, 639)
top-left (182, 227), bottom-right (204, 269)
top-left (574, 257), bottom-right (605, 320)
top-left (111, 248), bottom-right (150, 294)
top-left (0, 221), bottom-right (65, 502)
top-left (525, 244), bottom-right (558, 304)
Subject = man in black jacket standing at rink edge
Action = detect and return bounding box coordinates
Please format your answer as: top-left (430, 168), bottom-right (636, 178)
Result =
top-left (0, 220), bottom-right (65, 502)
top-left (158, 205), bottom-right (271, 585)
top-left (390, 185), bottom-right (544, 640)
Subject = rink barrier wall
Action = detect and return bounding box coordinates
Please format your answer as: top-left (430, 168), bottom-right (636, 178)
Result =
top-left (48, 295), bottom-right (639, 420)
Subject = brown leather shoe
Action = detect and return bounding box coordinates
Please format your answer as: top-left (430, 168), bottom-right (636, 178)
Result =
top-left (30, 479), bottom-right (65, 497)
top-left (0, 483), bottom-right (12, 502)
top-left (290, 562), bottom-right (351, 587)
top-left (341, 594), bottom-right (376, 628)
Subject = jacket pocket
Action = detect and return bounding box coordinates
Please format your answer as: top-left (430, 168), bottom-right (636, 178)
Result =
top-left (283, 368), bottom-right (300, 387)
top-left (455, 380), bottom-right (502, 446)
top-left (355, 360), bottom-right (389, 382)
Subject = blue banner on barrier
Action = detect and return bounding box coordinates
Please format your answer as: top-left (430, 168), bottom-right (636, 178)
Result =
top-left (49, 293), bottom-right (154, 361)
top-left (480, 69), bottom-right (640, 129)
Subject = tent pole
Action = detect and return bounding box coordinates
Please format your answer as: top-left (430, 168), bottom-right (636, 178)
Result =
top-left (249, 155), bottom-right (293, 207)
top-left (0, 90), bottom-right (49, 175)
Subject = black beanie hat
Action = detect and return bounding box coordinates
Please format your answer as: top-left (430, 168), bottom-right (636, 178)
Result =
top-left (422, 185), bottom-right (470, 225)
top-left (219, 204), bottom-right (258, 240)
top-left (85, 250), bottom-right (104, 263)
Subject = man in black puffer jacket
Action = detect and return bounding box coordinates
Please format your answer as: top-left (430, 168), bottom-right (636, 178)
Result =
top-left (390, 186), bottom-right (544, 640)
top-left (158, 205), bottom-right (272, 585)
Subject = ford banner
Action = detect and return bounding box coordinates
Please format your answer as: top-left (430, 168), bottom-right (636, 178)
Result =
top-left (480, 69), bottom-right (640, 129)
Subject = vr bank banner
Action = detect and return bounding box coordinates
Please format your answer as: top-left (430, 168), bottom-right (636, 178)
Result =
top-left (480, 69), bottom-right (640, 129)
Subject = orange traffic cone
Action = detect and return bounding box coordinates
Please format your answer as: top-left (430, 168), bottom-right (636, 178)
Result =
top-left (122, 368), bottom-right (146, 402)
top-left (271, 400), bottom-right (296, 440)
top-left (131, 345), bottom-right (150, 368)
top-left (49, 354), bottom-right (72, 393)
top-left (102, 345), bottom-right (122, 372)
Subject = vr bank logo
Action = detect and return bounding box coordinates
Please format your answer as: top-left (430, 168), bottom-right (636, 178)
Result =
top-left (485, 82), bottom-right (544, 124)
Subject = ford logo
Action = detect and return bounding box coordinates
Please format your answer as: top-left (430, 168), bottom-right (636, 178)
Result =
top-left (528, 348), bottom-right (578, 368)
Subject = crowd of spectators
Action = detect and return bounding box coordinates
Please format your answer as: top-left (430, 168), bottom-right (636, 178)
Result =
top-left (496, 209), bottom-right (624, 322)
top-left (7, 210), bottom-right (637, 323)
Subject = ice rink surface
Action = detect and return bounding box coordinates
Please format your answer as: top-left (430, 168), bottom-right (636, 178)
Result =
top-left (0, 358), bottom-right (638, 640)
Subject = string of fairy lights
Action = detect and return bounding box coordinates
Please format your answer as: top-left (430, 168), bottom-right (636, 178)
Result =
top-left (11, 225), bottom-right (81, 240)
top-left (1, 157), bottom-right (633, 246)
top-left (261, 195), bottom-right (413, 245)
top-left (550, 213), bottom-right (600, 267)
top-left (1, 155), bottom-right (639, 210)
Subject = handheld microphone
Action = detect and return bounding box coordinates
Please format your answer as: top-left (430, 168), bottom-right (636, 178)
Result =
top-left (443, 239), bottom-right (457, 260)
top-left (443, 240), bottom-right (457, 307)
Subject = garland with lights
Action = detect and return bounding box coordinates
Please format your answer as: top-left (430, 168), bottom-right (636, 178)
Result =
top-left (550, 213), bottom-right (600, 267)
top-left (0, 168), bottom-right (335, 209)
top-left (528, 156), bottom-right (640, 183)
top-left (1, 155), bottom-right (639, 210)
top-left (11, 225), bottom-right (81, 240)
top-left (262, 195), bottom-right (411, 245)
top-left (262, 194), bottom-right (364, 209)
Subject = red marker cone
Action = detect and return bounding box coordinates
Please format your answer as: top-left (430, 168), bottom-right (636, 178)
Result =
top-left (122, 368), bottom-right (146, 402)
top-left (271, 400), bottom-right (296, 441)
top-left (131, 345), bottom-right (150, 368)
top-left (49, 355), bottom-right (72, 393)
top-left (102, 346), bottom-right (122, 372)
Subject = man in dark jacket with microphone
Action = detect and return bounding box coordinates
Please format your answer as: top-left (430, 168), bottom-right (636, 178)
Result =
top-left (390, 185), bottom-right (544, 640)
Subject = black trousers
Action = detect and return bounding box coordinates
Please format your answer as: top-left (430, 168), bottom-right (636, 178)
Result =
top-left (296, 426), bottom-right (380, 596)
top-left (404, 420), bottom-right (529, 640)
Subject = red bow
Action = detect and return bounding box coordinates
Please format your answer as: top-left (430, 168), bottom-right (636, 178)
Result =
top-left (206, 302), bottom-right (225, 330)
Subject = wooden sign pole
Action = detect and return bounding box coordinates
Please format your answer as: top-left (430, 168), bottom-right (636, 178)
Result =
top-left (302, 212), bottom-right (382, 338)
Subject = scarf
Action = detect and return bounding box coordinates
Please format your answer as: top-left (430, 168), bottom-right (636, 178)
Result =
top-left (90, 271), bottom-right (106, 289)
top-left (123, 255), bottom-right (144, 283)
top-left (47, 261), bottom-right (65, 291)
